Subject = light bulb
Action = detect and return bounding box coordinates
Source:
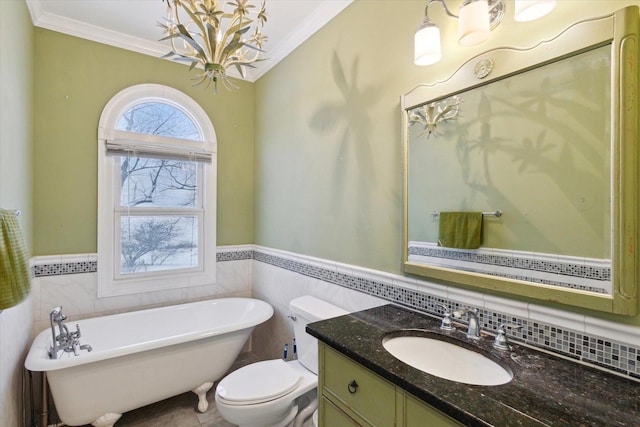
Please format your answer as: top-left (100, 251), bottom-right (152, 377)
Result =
top-left (458, 0), bottom-right (490, 47)
top-left (415, 19), bottom-right (442, 66)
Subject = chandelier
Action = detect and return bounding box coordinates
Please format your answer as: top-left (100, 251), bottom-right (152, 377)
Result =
top-left (160, 0), bottom-right (268, 93)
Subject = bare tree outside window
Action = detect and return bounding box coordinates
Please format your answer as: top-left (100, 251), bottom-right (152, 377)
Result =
top-left (118, 102), bottom-right (200, 140)
top-left (116, 102), bottom-right (202, 274)
top-left (120, 215), bottom-right (198, 273)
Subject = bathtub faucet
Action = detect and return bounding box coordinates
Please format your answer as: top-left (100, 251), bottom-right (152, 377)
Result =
top-left (48, 307), bottom-right (92, 359)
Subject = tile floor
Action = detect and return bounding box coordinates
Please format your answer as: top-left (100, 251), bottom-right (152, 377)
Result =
top-left (78, 352), bottom-right (262, 427)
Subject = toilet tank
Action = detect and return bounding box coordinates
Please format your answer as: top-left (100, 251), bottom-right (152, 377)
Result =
top-left (289, 296), bottom-right (347, 374)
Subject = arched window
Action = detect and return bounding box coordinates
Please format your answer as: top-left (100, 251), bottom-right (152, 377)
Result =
top-left (97, 84), bottom-right (217, 297)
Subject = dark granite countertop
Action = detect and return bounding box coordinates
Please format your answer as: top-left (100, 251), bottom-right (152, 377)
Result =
top-left (306, 304), bottom-right (640, 427)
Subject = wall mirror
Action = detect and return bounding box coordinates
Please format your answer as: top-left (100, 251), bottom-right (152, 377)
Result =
top-left (402, 7), bottom-right (638, 315)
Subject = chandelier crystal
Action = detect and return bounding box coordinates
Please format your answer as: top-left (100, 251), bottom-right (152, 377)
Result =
top-left (160, 0), bottom-right (268, 93)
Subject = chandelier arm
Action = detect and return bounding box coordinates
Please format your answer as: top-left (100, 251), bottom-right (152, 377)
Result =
top-left (219, 23), bottom-right (247, 64)
top-left (175, 25), bottom-right (209, 61)
top-left (167, 0), bottom-right (182, 54)
top-left (226, 55), bottom-right (259, 67)
top-left (425, 0), bottom-right (459, 20)
top-left (221, 14), bottom-right (247, 46)
top-left (215, 14), bottom-right (243, 64)
top-left (205, 24), bottom-right (218, 63)
top-left (243, 49), bottom-right (261, 64)
top-left (177, 2), bottom-right (213, 61)
top-left (169, 1), bottom-right (191, 56)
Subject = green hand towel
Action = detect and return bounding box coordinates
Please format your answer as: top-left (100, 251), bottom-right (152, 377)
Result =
top-left (0, 209), bottom-right (31, 309)
top-left (438, 212), bottom-right (483, 249)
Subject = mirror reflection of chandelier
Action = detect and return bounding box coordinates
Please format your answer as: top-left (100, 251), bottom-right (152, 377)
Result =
top-left (409, 96), bottom-right (462, 139)
top-left (160, 0), bottom-right (268, 93)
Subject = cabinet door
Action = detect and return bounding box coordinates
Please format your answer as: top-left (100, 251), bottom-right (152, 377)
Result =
top-left (322, 345), bottom-right (396, 426)
top-left (321, 396), bottom-right (367, 427)
top-left (404, 393), bottom-right (463, 427)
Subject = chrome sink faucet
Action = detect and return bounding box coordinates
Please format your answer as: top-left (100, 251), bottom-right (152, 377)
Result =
top-left (453, 307), bottom-right (481, 340)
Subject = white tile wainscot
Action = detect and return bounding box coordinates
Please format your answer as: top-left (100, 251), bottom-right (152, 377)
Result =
top-left (28, 245), bottom-right (640, 379)
top-left (252, 245), bottom-right (640, 379)
top-left (31, 250), bottom-right (252, 338)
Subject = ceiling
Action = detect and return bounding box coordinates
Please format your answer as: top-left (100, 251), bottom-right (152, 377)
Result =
top-left (25, 0), bottom-right (353, 82)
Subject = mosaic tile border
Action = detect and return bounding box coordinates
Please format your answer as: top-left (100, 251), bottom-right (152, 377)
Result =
top-left (33, 261), bottom-right (97, 277)
top-left (409, 243), bottom-right (610, 294)
top-left (33, 250), bottom-right (254, 277)
top-left (216, 250), bottom-right (253, 262)
top-left (483, 271), bottom-right (608, 294)
top-left (408, 244), bottom-right (611, 281)
top-left (32, 248), bottom-right (640, 380)
top-left (253, 250), bottom-right (640, 381)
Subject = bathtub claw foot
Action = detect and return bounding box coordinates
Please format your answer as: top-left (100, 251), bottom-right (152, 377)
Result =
top-left (91, 413), bottom-right (122, 427)
top-left (192, 381), bottom-right (214, 412)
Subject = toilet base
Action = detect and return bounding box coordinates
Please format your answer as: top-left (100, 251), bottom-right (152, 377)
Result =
top-left (233, 403), bottom-right (297, 427)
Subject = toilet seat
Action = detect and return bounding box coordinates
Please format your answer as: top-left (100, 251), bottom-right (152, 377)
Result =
top-left (216, 359), bottom-right (302, 405)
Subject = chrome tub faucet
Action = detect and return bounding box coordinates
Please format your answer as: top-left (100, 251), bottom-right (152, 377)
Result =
top-left (48, 306), bottom-right (92, 359)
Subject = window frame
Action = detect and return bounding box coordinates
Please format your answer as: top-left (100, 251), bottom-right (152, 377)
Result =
top-left (97, 84), bottom-right (217, 297)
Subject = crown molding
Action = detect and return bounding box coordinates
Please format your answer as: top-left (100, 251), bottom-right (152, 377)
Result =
top-left (26, 0), bottom-right (165, 59)
top-left (25, 0), bottom-right (353, 83)
top-left (250, 0), bottom-right (353, 81)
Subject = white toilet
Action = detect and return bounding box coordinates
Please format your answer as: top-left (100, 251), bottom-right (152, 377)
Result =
top-left (215, 295), bottom-right (347, 427)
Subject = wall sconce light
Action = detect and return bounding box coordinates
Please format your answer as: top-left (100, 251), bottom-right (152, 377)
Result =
top-left (414, 0), bottom-right (556, 66)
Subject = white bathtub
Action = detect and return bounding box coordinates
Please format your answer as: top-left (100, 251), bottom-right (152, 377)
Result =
top-left (25, 298), bottom-right (273, 427)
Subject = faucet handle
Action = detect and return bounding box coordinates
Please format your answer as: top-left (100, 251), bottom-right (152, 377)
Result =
top-left (493, 323), bottom-right (523, 350)
top-left (436, 303), bottom-right (455, 331)
top-left (72, 324), bottom-right (82, 339)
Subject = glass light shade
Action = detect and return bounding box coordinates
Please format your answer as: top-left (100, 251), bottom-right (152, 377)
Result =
top-left (415, 21), bottom-right (442, 66)
top-left (514, 0), bottom-right (556, 22)
top-left (458, 0), bottom-right (490, 47)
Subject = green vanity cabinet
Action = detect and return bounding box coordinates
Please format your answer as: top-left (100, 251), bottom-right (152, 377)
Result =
top-left (318, 343), bottom-right (462, 427)
top-left (403, 393), bottom-right (462, 427)
top-left (321, 396), bottom-right (363, 426)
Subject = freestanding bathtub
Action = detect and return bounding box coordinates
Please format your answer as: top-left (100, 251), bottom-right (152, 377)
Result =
top-left (25, 298), bottom-right (273, 427)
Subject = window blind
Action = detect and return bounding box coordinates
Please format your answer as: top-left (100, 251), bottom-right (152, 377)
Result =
top-left (105, 139), bottom-right (212, 163)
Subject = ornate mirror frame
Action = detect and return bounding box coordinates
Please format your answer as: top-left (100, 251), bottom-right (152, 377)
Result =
top-left (401, 7), bottom-right (639, 315)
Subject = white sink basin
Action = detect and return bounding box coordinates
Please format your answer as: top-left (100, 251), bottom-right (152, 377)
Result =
top-left (383, 334), bottom-right (512, 386)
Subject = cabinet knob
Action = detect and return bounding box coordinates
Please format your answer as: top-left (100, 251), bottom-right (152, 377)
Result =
top-left (347, 379), bottom-right (358, 394)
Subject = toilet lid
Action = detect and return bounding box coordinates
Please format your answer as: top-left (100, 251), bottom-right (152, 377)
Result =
top-left (217, 359), bottom-right (302, 405)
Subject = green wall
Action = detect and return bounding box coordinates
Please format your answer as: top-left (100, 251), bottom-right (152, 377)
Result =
top-left (29, 0), bottom-right (640, 324)
top-left (1, 0), bottom-right (34, 250)
top-left (254, 1), bottom-right (412, 273)
top-left (0, 1), bottom-right (34, 424)
top-left (33, 29), bottom-right (255, 255)
top-left (254, 0), bottom-right (640, 324)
